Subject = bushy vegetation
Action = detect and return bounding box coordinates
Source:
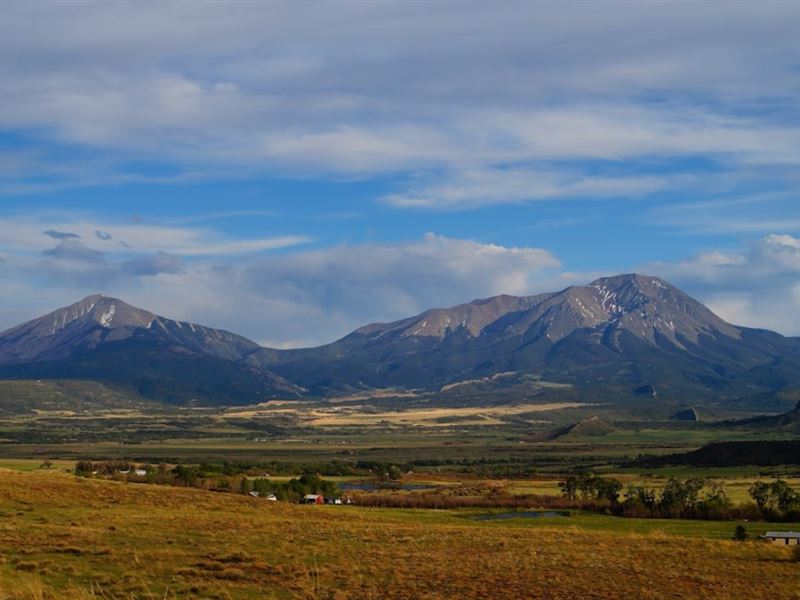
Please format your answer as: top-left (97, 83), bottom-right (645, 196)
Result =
top-left (558, 473), bottom-right (622, 503)
top-left (246, 474), bottom-right (340, 501)
top-left (556, 474), bottom-right (800, 522)
top-left (747, 479), bottom-right (800, 519)
top-left (618, 477), bottom-right (734, 519)
top-left (733, 525), bottom-right (749, 541)
top-left (75, 460), bottom-right (342, 503)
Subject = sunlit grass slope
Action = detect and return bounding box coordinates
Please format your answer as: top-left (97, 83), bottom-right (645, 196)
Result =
top-left (0, 470), bottom-right (799, 599)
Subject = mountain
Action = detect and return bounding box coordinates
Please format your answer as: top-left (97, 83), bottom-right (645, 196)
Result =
top-left (0, 295), bottom-right (260, 364)
top-left (0, 295), bottom-right (303, 405)
top-left (2, 274), bottom-right (800, 407)
top-left (254, 274), bottom-right (800, 401)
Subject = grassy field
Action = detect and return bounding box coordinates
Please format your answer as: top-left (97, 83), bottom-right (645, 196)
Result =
top-left (0, 394), bottom-right (799, 599)
top-left (1, 469), bottom-right (799, 599)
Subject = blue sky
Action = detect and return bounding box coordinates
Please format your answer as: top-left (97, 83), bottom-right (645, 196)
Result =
top-left (1, 1), bottom-right (799, 346)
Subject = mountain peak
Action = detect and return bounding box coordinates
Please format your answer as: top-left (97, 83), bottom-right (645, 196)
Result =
top-left (586, 274), bottom-right (681, 304)
top-left (351, 273), bottom-right (739, 347)
top-left (56, 295), bottom-right (156, 330)
top-left (0, 295), bottom-right (261, 366)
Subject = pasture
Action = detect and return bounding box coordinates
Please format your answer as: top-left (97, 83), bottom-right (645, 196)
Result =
top-left (0, 469), bottom-right (799, 599)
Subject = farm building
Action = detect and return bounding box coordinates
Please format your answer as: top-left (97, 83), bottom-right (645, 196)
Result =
top-left (762, 531), bottom-right (800, 545)
top-left (303, 494), bottom-right (324, 505)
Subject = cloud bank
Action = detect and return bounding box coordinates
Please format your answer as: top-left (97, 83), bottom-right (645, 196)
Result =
top-left (0, 2), bottom-right (798, 208)
top-left (2, 214), bottom-right (799, 347)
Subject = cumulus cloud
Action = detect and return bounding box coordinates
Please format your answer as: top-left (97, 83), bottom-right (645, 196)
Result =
top-left (0, 214), bottom-right (315, 328)
top-left (209, 233), bottom-right (561, 345)
top-left (0, 232), bottom-right (564, 347)
top-left (37, 238), bottom-right (184, 285)
top-left (4, 224), bottom-right (800, 346)
top-left (646, 233), bottom-right (800, 334)
top-left (42, 239), bottom-right (104, 264)
top-left (120, 251), bottom-right (183, 277)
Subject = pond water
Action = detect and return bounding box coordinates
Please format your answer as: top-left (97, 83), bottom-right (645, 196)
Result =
top-left (339, 482), bottom-right (438, 492)
top-left (472, 511), bottom-right (569, 521)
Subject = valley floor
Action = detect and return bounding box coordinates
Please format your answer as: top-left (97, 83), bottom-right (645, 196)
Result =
top-left (0, 470), bottom-right (799, 599)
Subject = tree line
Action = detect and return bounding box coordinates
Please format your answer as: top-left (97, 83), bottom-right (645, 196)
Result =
top-left (74, 460), bottom-right (342, 502)
top-left (559, 473), bottom-right (800, 521)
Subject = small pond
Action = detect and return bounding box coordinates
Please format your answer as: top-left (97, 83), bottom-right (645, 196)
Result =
top-left (339, 482), bottom-right (438, 492)
top-left (472, 511), bottom-right (569, 521)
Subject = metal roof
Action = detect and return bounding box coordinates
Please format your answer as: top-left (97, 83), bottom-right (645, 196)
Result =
top-left (764, 531), bottom-right (800, 538)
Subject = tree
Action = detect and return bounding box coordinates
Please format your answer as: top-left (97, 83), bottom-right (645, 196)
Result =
top-left (559, 477), bottom-right (579, 500)
top-left (623, 484), bottom-right (656, 509)
top-left (770, 480), bottom-right (797, 513)
top-left (558, 474), bottom-right (622, 504)
top-left (74, 461), bottom-right (94, 477)
top-left (732, 525), bottom-right (748, 541)
top-left (172, 465), bottom-right (199, 486)
top-left (660, 477), bottom-right (705, 513)
top-left (595, 478), bottom-right (622, 504)
top-left (748, 479), bottom-right (798, 516)
top-left (748, 481), bottom-right (774, 514)
top-left (703, 482), bottom-right (728, 506)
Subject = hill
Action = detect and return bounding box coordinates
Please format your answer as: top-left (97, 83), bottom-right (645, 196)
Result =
top-left (726, 401), bottom-right (800, 434)
top-left (0, 469), bottom-right (798, 599)
top-left (635, 440), bottom-right (800, 467)
top-left (0, 379), bottom-right (149, 414)
top-left (528, 416), bottom-right (617, 442)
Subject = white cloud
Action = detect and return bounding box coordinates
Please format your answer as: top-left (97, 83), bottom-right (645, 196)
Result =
top-left (0, 232), bottom-right (562, 346)
top-left (2, 224), bottom-right (800, 346)
top-left (383, 166), bottom-right (667, 208)
top-left (0, 216), bottom-right (310, 257)
top-left (0, 2), bottom-right (798, 206)
top-left (646, 233), bottom-right (800, 334)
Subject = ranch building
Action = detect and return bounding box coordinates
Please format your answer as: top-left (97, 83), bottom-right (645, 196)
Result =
top-left (762, 531), bottom-right (800, 545)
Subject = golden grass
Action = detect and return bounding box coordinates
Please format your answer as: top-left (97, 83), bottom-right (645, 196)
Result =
top-left (304, 402), bottom-right (587, 427)
top-left (221, 398), bottom-right (587, 427)
top-left (0, 470), bottom-right (798, 599)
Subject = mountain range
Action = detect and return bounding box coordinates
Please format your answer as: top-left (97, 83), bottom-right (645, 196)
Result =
top-left (1, 274), bottom-right (799, 407)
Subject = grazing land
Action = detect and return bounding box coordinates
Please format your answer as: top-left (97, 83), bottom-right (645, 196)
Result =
top-left (1, 393), bottom-right (800, 598)
top-left (1, 469), bottom-right (800, 600)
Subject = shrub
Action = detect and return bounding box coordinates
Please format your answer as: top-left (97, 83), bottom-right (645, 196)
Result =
top-left (732, 525), bottom-right (748, 541)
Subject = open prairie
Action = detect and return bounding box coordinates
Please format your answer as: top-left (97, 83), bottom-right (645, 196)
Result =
top-left (1, 469), bottom-right (799, 600)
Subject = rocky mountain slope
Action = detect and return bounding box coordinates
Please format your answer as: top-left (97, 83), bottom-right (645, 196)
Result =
top-left (2, 274), bottom-right (800, 406)
top-left (254, 274), bottom-right (800, 401)
top-left (0, 295), bottom-right (302, 405)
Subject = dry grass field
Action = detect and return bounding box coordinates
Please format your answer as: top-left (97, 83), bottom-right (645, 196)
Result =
top-left (0, 469), bottom-right (799, 599)
top-left (223, 400), bottom-right (587, 427)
